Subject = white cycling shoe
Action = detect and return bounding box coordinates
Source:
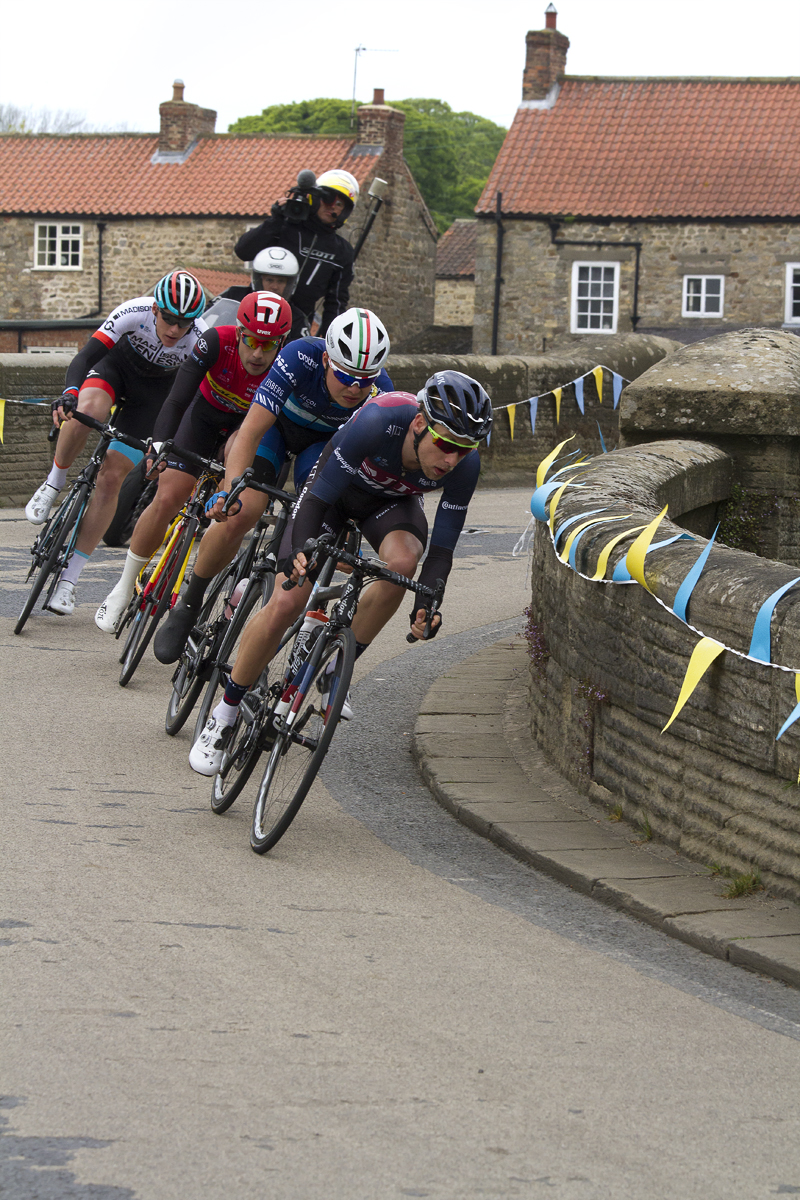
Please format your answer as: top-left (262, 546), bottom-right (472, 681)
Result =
top-left (95, 585), bottom-right (131, 633)
top-left (190, 716), bottom-right (234, 776)
top-left (26, 481), bottom-right (60, 526)
top-left (46, 579), bottom-right (76, 616)
top-left (318, 676), bottom-right (353, 721)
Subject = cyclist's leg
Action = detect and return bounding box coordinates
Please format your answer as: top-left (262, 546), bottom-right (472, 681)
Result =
top-left (25, 376), bottom-right (115, 525)
top-left (350, 498), bottom-right (428, 644)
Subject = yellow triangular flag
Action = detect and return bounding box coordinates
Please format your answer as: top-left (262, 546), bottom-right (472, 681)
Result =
top-left (548, 480), bottom-right (575, 534)
top-left (553, 387), bottom-right (562, 424)
top-left (591, 524), bottom-right (648, 580)
top-left (508, 404), bottom-right (516, 440)
top-left (662, 638), bottom-right (725, 733)
top-left (795, 673), bottom-right (800, 703)
top-left (0, 398), bottom-right (5, 444)
top-left (536, 434), bottom-right (575, 488)
top-left (559, 514), bottom-right (632, 563)
top-left (625, 505), bottom-right (669, 593)
top-left (592, 367), bottom-right (604, 404)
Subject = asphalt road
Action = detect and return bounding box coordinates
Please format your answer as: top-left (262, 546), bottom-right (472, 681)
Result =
top-left (2, 488), bottom-right (800, 1200)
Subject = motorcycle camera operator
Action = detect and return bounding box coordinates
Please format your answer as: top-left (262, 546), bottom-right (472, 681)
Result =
top-left (234, 169), bottom-right (357, 338)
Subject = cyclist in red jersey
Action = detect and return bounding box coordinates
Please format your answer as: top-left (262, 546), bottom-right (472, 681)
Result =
top-left (95, 292), bottom-right (292, 633)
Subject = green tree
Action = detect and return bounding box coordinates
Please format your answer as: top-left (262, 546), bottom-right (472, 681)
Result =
top-left (228, 97), bottom-right (506, 232)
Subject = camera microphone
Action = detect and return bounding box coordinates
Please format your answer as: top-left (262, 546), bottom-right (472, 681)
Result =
top-left (296, 170), bottom-right (317, 189)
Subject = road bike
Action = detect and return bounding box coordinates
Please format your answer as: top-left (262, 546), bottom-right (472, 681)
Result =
top-left (164, 473), bottom-right (296, 737)
top-left (115, 444), bottom-right (224, 688)
top-left (15, 411), bottom-right (148, 635)
top-left (210, 526), bottom-right (444, 856)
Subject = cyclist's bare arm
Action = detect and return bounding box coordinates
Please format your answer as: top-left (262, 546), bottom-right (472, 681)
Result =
top-left (207, 404), bottom-right (277, 521)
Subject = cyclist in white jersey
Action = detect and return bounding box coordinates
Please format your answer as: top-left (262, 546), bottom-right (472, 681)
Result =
top-left (24, 270), bottom-right (206, 617)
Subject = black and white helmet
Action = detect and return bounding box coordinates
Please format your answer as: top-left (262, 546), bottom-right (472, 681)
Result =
top-left (417, 371), bottom-right (493, 441)
top-left (251, 246), bottom-right (300, 294)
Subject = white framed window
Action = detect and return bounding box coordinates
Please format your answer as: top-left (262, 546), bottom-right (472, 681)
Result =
top-left (571, 262), bottom-right (620, 333)
top-left (784, 264), bottom-right (800, 324)
top-left (682, 274), bottom-right (724, 318)
top-left (34, 223), bottom-right (83, 269)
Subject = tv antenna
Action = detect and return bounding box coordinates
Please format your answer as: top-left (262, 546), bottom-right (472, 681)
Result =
top-left (351, 46), bottom-right (398, 126)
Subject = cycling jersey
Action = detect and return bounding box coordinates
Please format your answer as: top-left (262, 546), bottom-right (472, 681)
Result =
top-left (152, 326), bottom-right (270, 444)
top-left (291, 393), bottom-right (481, 593)
top-left (64, 296), bottom-right (204, 392)
top-left (253, 337), bottom-right (392, 435)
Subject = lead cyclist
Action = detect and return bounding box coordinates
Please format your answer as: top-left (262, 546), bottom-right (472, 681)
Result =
top-left (189, 371), bottom-right (494, 775)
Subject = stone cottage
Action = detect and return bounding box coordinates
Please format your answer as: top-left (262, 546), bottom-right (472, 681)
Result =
top-left (0, 84), bottom-right (437, 352)
top-left (434, 219), bottom-right (476, 326)
top-left (474, 4), bottom-right (800, 354)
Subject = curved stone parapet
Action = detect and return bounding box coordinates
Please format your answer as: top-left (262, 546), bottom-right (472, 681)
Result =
top-left (528, 437), bottom-right (800, 899)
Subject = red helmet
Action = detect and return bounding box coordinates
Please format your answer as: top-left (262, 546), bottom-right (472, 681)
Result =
top-left (236, 290), bottom-right (292, 340)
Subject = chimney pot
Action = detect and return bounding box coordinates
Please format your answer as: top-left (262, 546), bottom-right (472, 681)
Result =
top-left (172, 78), bottom-right (185, 102)
top-left (372, 87), bottom-right (385, 106)
top-left (545, 4), bottom-right (557, 30)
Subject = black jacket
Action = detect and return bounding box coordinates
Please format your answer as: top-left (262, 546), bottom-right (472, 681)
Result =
top-left (234, 208), bottom-right (355, 337)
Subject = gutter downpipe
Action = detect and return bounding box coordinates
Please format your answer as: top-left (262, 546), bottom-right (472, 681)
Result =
top-left (78, 220), bottom-right (106, 320)
top-left (548, 220), bottom-right (641, 331)
top-left (491, 192), bottom-right (504, 355)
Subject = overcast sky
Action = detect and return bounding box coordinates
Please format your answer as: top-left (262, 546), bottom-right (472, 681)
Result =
top-left (4, 0), bottom-right (799, 134)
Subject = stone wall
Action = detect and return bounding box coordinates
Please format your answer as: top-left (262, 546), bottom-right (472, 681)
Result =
top-left (0, 333), bottom-right (675, 505)
top-left (434, 279), bottom-right (475, 327)
top-left (526, 327), bottom-right (800, 899)
top-left (473, 217), bottom-right (800, 355)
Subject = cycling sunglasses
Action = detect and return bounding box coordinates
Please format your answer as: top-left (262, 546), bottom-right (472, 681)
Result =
top-left (158, 309), bottom-right (195, 329)
top-left (330, 365), bottom-right (378, 388)
top-left (427, 425), bottom-right (479, 458)
top-left (240, 332), bottom-right (283, 351)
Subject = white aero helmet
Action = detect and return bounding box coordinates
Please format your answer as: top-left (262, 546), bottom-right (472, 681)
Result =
top-left (251, 246), bottom-right (300, 295)
top-left (316, 169), bottom-right (360, 225)
top-left (325, 307), bottom-right (390, 376)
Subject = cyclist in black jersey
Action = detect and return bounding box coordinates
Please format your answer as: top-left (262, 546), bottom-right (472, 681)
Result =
top-left (235, 170), bottom-right (358, 337)
top-left (190, 372), bottom-right (494, 775)
top-left (24, 270), bottom-right (206, 617)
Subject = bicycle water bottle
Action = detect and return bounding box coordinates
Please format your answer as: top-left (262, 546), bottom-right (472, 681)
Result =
top-left (224, 577), bottom-right (249, 620)
top-left (276, 610), bottom-right (329, 718)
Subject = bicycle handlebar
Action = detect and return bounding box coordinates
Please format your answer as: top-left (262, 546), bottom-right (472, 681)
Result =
top-left (68, 409), bottom-right (149, 454)
top-left (222, 468), bottom-right (295, 515)
top-left (148, 440), bottom-right (224, 478)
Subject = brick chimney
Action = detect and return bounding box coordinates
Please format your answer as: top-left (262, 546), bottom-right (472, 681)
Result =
top-left (158, 79), bottom-right (217, 154)
top-left (523, 5), bottom-right (570, 101)
top-left (356, 89), bottom-right (405, 170)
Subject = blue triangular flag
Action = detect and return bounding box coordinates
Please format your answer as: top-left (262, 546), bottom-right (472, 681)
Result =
top-left (574, 377), bottom-right (585, 415)
top-left (612, 373), bottom-right (624, 409)
top-left (529, 397), bottom-right (538, 437)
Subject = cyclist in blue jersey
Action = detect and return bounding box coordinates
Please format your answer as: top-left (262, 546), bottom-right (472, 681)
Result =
top-left (189, 371), bottom-right (493, 775)
top-left (154, 307), bottom-right (391, 665)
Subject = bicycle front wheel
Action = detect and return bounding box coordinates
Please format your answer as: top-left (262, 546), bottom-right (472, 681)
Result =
top-left (119, 519), bottom-right (197, 688)
top-left (14, 484), bottom-right (87, 635)
top-left (210, 669), bottom-right (272, 814)
top-left (164, 559), bottom-right (240, 736)
top-left (250, 627), bottom-right (356, 855)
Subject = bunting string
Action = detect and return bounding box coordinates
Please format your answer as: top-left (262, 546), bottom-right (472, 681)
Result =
top-left (490, 365), bottom-right (631, 441)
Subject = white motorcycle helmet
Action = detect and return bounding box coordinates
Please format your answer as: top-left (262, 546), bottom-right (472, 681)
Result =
top-left (251, 246), bottom-right (300, 298)
top-left (325, 308), bottom-right (390, 376)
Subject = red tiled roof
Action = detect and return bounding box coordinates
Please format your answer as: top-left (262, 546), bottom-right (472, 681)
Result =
top-left (193, 267), bottom-right (248, 295)
top-left (0, 134), bottom-right (381, 217)
top-left (476, 79), bottom-right (800, 219)
top-left (436, 220), bottom-right (477, 277)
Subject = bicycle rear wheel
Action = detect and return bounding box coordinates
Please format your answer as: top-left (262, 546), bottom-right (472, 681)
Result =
top-left (119, 520), bottom-right (196, 687)
top-left (249, 626), bottom-right (356, 855)
top-left (14, 484), bottom-right (88, 635)
top-left (193, 571), bottom-right (273, 743)
top-left (164, 559), bottom-right (240, 736)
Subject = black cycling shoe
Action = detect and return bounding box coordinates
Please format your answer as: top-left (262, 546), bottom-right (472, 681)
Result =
top-left (154, 601), bottom-right (199, 664)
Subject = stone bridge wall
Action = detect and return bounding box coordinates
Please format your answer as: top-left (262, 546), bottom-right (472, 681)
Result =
top-left (0, 334), bottom-right (675, 505)
top-left (528, 330), bottom-right (800, 899)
